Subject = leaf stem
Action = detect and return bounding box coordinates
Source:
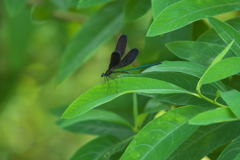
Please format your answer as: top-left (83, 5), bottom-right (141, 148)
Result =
top-left (196, 89), bottom-right (228, 108)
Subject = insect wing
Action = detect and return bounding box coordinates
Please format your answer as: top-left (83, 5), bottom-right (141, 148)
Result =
top-left (115, 34), bottom-right (127, 57)
top-left (108, 51), bottom-right (121, 70)
top-left (114, 48), bottom-right (139, 69)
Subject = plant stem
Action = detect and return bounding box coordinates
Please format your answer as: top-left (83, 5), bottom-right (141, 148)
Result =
top-left (133, 93), bottom-right (138, 132)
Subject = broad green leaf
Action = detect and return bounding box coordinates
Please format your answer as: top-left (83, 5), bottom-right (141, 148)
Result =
top-left (62, 77), bottom-right (193, 118)
top-left (143, 61), bottom-right (205, 77)
top-left (124, 72), bottom-right (217, 95)
top-left (120, 105), bottom-right (206, 160)
top-left (208, 17), bottom-right (240, 57)
top-left (147, 0), bottom-right (240, 36)
top-left (4, 0), bottom-right (27, 16)
top-left (59, 109), bottom-right (132, 128)
top-left (144, 97), bottom-right (169, 113)
top-left (61, 120), bottom-right (135, 137)
top-left (151, 0), bottom-right (182, 19)
top-left (124, 0), bottom-right (151, 22)
top-left (220, 90), bottom-right (240, 118)
top-left (197, 40), bottom-right (234, 89)
top-left (202, 57), bottom-right (240, 84)
top-left (198, 17), bottom-right (240, 45)
top-left (71, 136), bottom-right (132, 160)
top-left (217, 137), bottom-right (240, 160)
top-left (189, 107), bottom-right (238, 125)
top-left (57, 2), bottom-right (124, 84)
top-left (166, 41), bottom-right (236, 66)
top-left (168, 121), bottom-right (240, 160)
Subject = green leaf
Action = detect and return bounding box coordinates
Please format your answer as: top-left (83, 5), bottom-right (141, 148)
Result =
top-left (71, 135), bottom-right (132, 160)
top-left (217, 137), bottom-right (240, 160)
top-left (147, 0), bottom-right (240, 36)
top-left (4, 0), bottom-right (27, 16)
top-left (168, 121), bottom-right (240, 159)
top-left (208, 17), bottom-right (240, 57)
top-left (49, 0), bottom-right (69, 10)
top-left (124, 0), bottom-right (151, 22)
top-left (78, 0), bottom-right (116, 8)
top-left (62, 77), bottom-right (193, 118)
top-left (57, 1), bottom-right (124, 84)
top-left (120, 106), bottom-right (206, 160)
top-left (220, 90), bottom-right (240, 118)
top-left (198, 17), bottom-right (240, 45)
top-left (202, 57), bottom-right (240, 84)
top-left (189, 107), bottom-right (238, 125)
top-left (166, 41), bottom-right (236, 66)
top-left (143, 61), bottom-right (206, 78)
top-left (197, 40), bottom-right (234, 89)
top-left (60, 120), bottom-right (135, 137)
top-left (151, 0), bottom-right (181, 19)
top-left (59, 109), bottom-right (132, 128)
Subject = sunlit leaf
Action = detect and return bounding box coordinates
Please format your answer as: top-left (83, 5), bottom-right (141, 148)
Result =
top-left (120, 105), bottom-right (206, 160)
top-left (147, 0), bottom-right (240, 36)
top-left (189, 108), bottom-right (238, 125)
top-left (166, 41), bottom-right (235, 66)
top-left (202, 57), bottom-right (240, 84)
top-left (208, 17), bottom-right (240, 57)
top-left (57, 1), bottom-right (124, 84)
top-left (220, 90), bottom-right (240, 118)
top-left (197, 40), bottom-right (234, 89)
top-left (62, 77), bottom-right (193, 118)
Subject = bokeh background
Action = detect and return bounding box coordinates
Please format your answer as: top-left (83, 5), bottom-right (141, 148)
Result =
top-left (0, 1), bottom-right (169, 160)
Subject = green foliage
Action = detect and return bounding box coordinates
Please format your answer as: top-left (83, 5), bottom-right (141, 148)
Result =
top-left (57, 0), bottom-right (240, 159)
top-left (2, 0), bottom-right (240, 159)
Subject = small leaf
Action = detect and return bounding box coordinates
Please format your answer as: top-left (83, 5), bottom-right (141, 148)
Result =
top-left (78, 0), bottom-right (116, 8)
top-left (120, 106), bottom-right (207, 160)
top-left (217, 137), bottom-right (240, 160)
top-left (62, 77), bottom-right (193, 118)
top-left (197, 40), bottom-right (234, 89)
top-left (189, 108), bottom-right (238, 125)
top-left (202, 57), bottom-right (240, 84)
top-left (208, 17), bottom-right (240, 57)
top-left (70, 136), bottom-right (132, 160)
top-left (147, 0), bottom-right (240, 36)
top-left (59, 109), bottom-right (132, 128)
top-left (220, 90), bottom-right (240, 118)
top-left (124, 0), bottom-right (151, 22)
top-left (143, 61), bottom-right (205, 78)
top-left (166, 41), bottom-right (236, 66)
top-left (57, 2), bottom-right (124, 84)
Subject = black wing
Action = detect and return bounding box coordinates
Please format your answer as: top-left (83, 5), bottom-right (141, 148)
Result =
top-left (114, 48), bottom-right (139, 69)
top-left (115, 34), bottom-right (127, 57)
top-left (107, 51), bottom-right (121, 70)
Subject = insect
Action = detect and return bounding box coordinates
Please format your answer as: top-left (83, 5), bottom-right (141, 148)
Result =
top-left (101, 34), bottom-right (161, 82)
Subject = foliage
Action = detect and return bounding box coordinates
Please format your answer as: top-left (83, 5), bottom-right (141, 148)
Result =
top-left (2, 0), bottom-right (240, 160)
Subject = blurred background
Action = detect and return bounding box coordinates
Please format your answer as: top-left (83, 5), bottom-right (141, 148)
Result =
top-left (0, 0), bottom-right (211, 159)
